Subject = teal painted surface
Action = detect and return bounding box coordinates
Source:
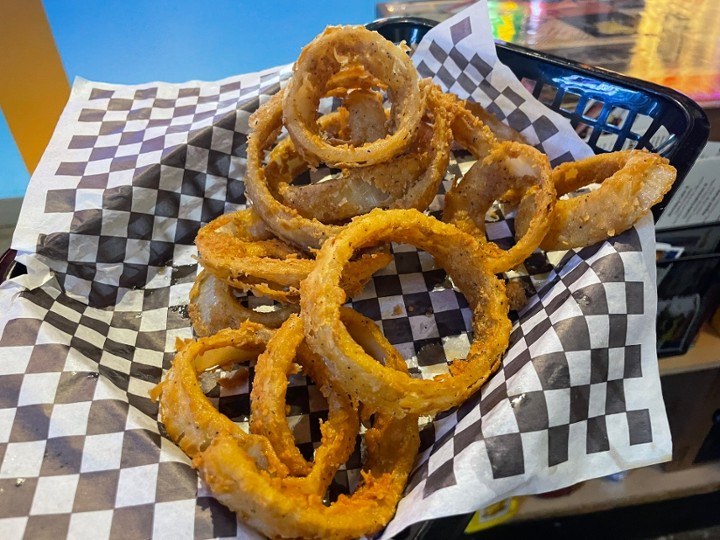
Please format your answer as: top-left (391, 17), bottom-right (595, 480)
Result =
top-left (0, 111), bottom-right (31, 199)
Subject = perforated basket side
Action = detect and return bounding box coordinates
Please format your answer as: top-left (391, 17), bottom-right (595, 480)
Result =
top-left (368, 17), bottom-right (711, 219)
top-left (496, 42), bottom-right (710, 217)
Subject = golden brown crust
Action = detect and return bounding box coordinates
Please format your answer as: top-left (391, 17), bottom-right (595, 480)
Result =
top-left (196, 208), bottom-right (392, 303)
top-left (300, 208), bottom-right (511, 418)
top-left (283, 25), bottom-right (422, 169)
top-left (444, 140), bottom-right (556, 274)
top-left (156, 317), bottom-right (419, 540)
top-left (524, 150), bottom-right (677, 250)
top-left (188, 270), bottom-right (298, 335)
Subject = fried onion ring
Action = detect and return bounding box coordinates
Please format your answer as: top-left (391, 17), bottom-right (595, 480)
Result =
top-left (246, 91), bottom-right (343, 250)
top-left (156, 320), bottom-right (419, 540)
top-left (283, 25), bottom-right (422, 168)
top-left (196, 208), bottom-right (392, 303)
top-left (249, 314), bottom-right (358, 496)
top-left (247, 83), bottom-right (452, 250)
top-left (154, 323), bottom-right (288, 475)
top-left (446, 93), bottom-right (499, 159)
top-left (188, 270), bottom-right (298, 335)
top-left (443, 140), bottom-right (555, 274)
top-left (300, 208), bottom-right (511, 417)
top-left (279, 82), bottom-right (454, 223)
top-left (197, 404), bottom-right (418, 540)
top-left (519, 149), bottom-right (677, 250)
top-left (250, 307), bottom-right (412, 497)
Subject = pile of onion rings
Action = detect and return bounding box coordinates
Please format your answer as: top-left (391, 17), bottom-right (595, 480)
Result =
top-left (153, 24), bottom-right (678, 540)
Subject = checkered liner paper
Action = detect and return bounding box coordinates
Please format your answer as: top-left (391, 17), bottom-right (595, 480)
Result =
top-left (1, 2), bottom-right (671, 539)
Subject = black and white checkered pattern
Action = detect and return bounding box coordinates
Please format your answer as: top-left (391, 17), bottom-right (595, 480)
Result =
top-left (412, 4), bottom-right (594, 166)
top-left (24, 67), bottom-right (292, 307)
top-left (2, 3), bottom-right (670, 539)
top-left (382, 224), bottom-right (668, 537)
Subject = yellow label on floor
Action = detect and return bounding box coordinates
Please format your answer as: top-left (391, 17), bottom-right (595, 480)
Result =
top-left (464, 497), bottom-right (519, 534)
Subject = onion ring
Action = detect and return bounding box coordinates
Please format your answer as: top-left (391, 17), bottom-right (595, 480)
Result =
top-left (283, 25), bottom-right (422, 168)
top-left (250, 307), bottom-right (411, 496)
top-left (197, 404), bottom-right (418, 540)
top-left (154, 323), bottom-right (288, 475)
top-left (249, 313), bottom-right (358, 496)
top-left (519, 149), bottom-right (677, 250)
top-left (156, 320), bottom-right (419, 540)
top-left (246, 90), bottom-right (343, 250)
top-left (188, 270), bottom-right (298, 335)
top-left (268, 92), bottom-right (393, 223)
top-left (300, 208), bottom-right (511, 417)
top-left (196, 208), bottom-right (392, 303)
top-left (246, 83), bottom-right (452, 250)
top-left (446, 93), bottom-right (499, 159)
top-left (443, 140), bottom-right (555, 274)
top-left (280, 82), bottom-right (454, 223)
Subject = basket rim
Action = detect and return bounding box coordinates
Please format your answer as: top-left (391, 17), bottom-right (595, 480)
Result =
top-left (367, 15), bottom-right (711, 218)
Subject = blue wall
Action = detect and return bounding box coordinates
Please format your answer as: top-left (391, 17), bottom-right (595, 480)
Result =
top-left (0, 0), bottom-right (378, 199)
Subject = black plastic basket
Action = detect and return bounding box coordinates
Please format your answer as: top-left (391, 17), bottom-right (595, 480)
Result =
top-left (367, 17), bottom-right (711, 219)
top-left (366, 16), bottom-right (715, 540)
